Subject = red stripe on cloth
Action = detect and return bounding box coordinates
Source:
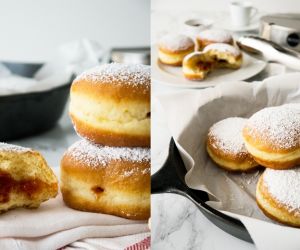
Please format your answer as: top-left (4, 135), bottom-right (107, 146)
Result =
top-left (125, 236), bottom-right (151, 250)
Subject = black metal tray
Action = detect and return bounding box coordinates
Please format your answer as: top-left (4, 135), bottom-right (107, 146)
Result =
top-left (151, 138), bottom-right (253, 243)
top-left (0, 62), bottom-right (72, 141)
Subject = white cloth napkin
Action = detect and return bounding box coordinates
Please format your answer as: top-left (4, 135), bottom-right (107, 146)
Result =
top-left (157, 73), bottom-right (300, 250)
top-left (0, 168), bottom-right (149, 250)
top-left (0, 191), bottom-right (149, 250)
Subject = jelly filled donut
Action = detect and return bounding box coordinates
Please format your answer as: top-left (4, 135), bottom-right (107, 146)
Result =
top-left (203, 43), bottom-right (243, 69)
top-left (243, 106), bottom-right (300, 169)
top-left (70, 63), bottom-right (150, 147)
top-left (0, 143), bottom-right (58, 212)
top-left (196, 29), bottom-right (233, 51)
top-left (182, 52), bottom-right (214, 80)
top-left (206, 117), bottom-right (258, 171)
top-left (60, 139), bottom-right (150, 220)
top-left (257, 168), bottom-right (300, 227)
top-left (158, 34), bottom-right (195, 66)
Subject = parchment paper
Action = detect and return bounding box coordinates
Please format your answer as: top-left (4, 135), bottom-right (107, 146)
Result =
top-left (158, 73), bottom-right (300, 250)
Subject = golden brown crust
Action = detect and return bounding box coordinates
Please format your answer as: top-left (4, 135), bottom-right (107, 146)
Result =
top-left (71, 114), bottom-right (150, 147)
top-left (256, 175), bottom-right (300, 227)
top-left (183, 72), bottom-right (207, 80)
top-left (158, 45), bottom-right (195, 55)
top-left (207, 142), bottom-right (258, 171)
top-left (158, 58), bottom-right (183, 67)
top-left (243, 126), bottom-right (292, 154)
top-left (196, 38), bottom-right (234, 51)
top-left (71, 78), bottom-right (150, 103)
top-left (251, 155), bottom-right (300, 170)
top-left (243, 124), bottom-right (300, 169)
top-left (60, 150), bottom-right (150, 220)
top-left (158, 47), bottom-right (194, 66)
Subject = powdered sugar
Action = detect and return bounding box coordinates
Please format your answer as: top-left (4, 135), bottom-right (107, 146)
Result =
top-left (74, 63), bottom-right (150, 87)
top-left (0, 142), bottom-right (31, 153)
top-left (198, 29), bottom-right (232, 43)
top-left (208, 117), bottom-right (248, 155)
top-left (203, 43), bottom-right (241, 56)
top-left (245, 106), bottom-right (300, 150)
top-left (67, 140), bottom-right (150, 167)
top-left (263, 168), bottom-right (300, 213)
top-left (159, 34), bottom-right (194, 52)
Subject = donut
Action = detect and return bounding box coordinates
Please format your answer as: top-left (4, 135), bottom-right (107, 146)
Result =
top-left (158, 34), bottom-right (195, 66)
top-left (0, 143), bottom-right (58, 212)
top-left (207, 117), bottom-right (258, 171)
top-left (60, 139), bottom-right (150, 220)
top-left (256, 168), bottom-right (300, 227)
top-left (182, 52), bottom-right (215, 80)
top-left (196, 29), bottom-right (233, 51)
top-left (70, 63), bottom-right (150, 147)
top-left (203, 43), bottom-right (243, 69)
top-left (243, 106), bottom-right (300, 169)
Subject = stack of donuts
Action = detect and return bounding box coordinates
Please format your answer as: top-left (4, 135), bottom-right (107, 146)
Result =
top-left (206, 104), bottom-right (300, 227)
top-left (60, 63), bottom-right (151, 220)
top-left (157, 29), bottom-right (243, 81)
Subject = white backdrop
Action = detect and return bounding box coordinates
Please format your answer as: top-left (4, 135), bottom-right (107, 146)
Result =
top-left (152, 0), bottom-right (300, 13)
top-left (0, 0), bottom-right (150, 62)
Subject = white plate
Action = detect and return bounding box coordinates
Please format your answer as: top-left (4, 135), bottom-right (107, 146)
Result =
top-left (152, 48), bottom-right (267, 89)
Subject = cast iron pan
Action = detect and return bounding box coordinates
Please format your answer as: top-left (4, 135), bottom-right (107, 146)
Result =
top-left (0, 62), bottom-right (72, 141)
top-left (151, 138), bottom-right (254, 243)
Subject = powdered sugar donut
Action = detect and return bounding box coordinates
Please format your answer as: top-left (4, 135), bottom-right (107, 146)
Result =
top-left (182, 52), bottom-right (214, 80)
top-left (196, 29), bottom-right (233, 50)
top-left (203, 43), bottom-right (243, 69)
top-left (70, 63), bottom-right (150, 147)
top-left (243, 106), bottom-right (300, 169)
top-left (158, 34), bottom-right (195, 66)
top-left (257, 168), bottom-right (300, 226)
top-left (206, 117), bottom-right (257, 171)
top-left (60, 139), bottom-right (150, 220)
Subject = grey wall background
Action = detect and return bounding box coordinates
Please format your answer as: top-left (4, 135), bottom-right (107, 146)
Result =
top-left (0, 0), bottom-right (150, 62)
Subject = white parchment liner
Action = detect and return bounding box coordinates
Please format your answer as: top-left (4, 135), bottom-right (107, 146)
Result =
top-left (158, 73), bottom-right (300, 250)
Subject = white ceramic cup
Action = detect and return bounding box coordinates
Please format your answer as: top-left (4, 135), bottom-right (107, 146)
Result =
top-left (229, 1), bottom-right (258, 27)
top-left (183, 18), bottom-right (213, 38)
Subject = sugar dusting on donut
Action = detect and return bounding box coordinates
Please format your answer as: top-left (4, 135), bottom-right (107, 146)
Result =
top-left (198, 29), bottom-right (232, 42)
top-left (74, 63), bottom-right (150, 87)
top-left (0, 142), bottom-right (31, 153)
top-left (159, 34), bottom-right (194, 52)
top-left (68, 139), bottom-right (150, 167)
top-left (263, 168), bottom-right (300, 213)
top-left (245, 106), bottom-right (300, 150)
top-left (203, 43), bottom-right (241, 56)
top-left (208, 117), bottom-right (248, 155)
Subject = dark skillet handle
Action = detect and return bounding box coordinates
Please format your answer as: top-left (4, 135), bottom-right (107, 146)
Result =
top-left (151, 139), bottom-right (187, 194)
top-left (151, 138), bottom-right (253, 243)
top-left (151, 138), bottom-right (208, 202)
